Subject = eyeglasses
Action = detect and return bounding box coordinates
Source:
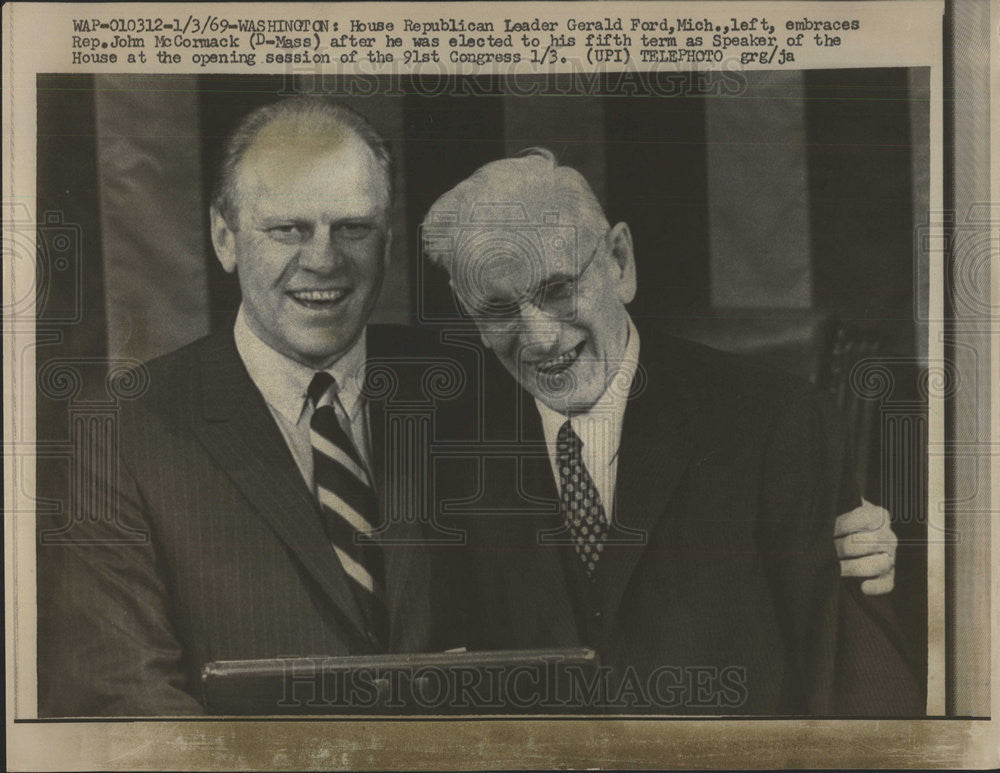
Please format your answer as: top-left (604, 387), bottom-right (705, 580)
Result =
top-left (453, 229), bottom-right (609, 328)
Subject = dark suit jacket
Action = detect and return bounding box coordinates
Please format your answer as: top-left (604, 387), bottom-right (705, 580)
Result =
top-left (446, 326), bottom-right (922, 715)
top-left (38, 325), bottom-right (473, 716)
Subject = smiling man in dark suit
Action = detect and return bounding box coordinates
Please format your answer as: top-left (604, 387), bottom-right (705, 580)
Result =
top-left (39, 101), bottom-right (906, 717)
top-left (421, 148), bottom-right (919, 715)
top-left (39, 97), bottom-right (471, 716)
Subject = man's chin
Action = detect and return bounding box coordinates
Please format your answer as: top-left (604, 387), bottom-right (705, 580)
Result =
top-left (287, 335), bottom-right (360, 370)
top-left (529, 374), bottom-right (601, 415)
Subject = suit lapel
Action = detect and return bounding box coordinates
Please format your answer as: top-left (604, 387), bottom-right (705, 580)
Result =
top-left (192, 332), bottom-right (368, 641)
top-left (484, 343), bottom-right (711, 647)
top-left (490, 386), bottom-right (581, 645)
top-left (518, 435), bottom-right (583, 645)
top-left (599, 339), bottom-right (708, 627)
top-left (363, 331), bottom-right (436, 650)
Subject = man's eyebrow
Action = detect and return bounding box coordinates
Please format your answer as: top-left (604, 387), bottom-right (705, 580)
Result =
top-left (257, 215), bottom-right (310, 226)
top-left (255, 212), bottom-right (378, 226)
top-left (537, 270), bottom-right (576, 288)
top-left (330, 214), bottom-right (377, 225)
top-left (481, 292), bottom-right (518, 309)
top-left (462, 268), bottom-right (577, 310)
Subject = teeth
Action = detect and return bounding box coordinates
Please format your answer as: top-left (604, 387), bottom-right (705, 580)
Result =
top-left (537, 346), bottom-right (580, 372)
top-left (291, 289), bottom-right (347, 302)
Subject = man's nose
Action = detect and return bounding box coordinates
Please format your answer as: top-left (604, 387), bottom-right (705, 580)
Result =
top-left (298, 230), bottom-right (344, 273)
top-left (516, 302), bottom-right (560, 350)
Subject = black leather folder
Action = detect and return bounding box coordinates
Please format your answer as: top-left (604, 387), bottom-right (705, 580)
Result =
top-left (202, 647), bottom-right (600, 715)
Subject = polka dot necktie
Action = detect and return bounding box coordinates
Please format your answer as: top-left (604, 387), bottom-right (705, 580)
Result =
top-left (556, 420), bottom-right (607, 578)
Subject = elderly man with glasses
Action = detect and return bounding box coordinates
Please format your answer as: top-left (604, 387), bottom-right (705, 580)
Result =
top-left (422, 148), bottom-right (918, 715)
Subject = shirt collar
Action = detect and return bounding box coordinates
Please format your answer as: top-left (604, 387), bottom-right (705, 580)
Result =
top-left (534, 316), bottom-right (640, 463)
top-left (233, 305), bottom-right (367, 425)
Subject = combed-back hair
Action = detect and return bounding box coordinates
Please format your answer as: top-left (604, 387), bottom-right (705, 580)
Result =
top-left (211, 96), bottom-right (394, 227)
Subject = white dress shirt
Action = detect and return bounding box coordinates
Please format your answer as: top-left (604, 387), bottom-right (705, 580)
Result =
top-left (534, 318), bottom-right (640, 521)
top-left (233, 306), bottom-right (372, 494)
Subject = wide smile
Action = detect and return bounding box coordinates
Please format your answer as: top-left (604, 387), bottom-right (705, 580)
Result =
top-left (533, 340), bottom-right (586, 376)
top-left (287, 288), bottom-right (352, 310)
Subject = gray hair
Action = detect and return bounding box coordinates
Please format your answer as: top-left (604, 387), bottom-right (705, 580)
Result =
top-left (211, 96), bottom-right (394, 228)
top-left (421, 147), bottom-right (608, 274)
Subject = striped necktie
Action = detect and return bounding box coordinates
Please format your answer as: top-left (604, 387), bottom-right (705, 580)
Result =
top-left (557, 420), bottom-right (607, 579)
top-left (308, 371), bottom-right (388, 650)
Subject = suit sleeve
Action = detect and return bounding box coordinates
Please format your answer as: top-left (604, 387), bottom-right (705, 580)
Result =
top-left (38, 428), bottom-right (204, 716)
top-left (757, 385), bottom-right (921, 716)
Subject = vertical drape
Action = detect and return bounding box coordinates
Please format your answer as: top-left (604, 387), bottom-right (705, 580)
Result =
top-left (706, 70), bottom-right (812, 308)
top-left (94, 75), bottom-right (210, 362)
top-left (503, 79), bottom-right (607, 209)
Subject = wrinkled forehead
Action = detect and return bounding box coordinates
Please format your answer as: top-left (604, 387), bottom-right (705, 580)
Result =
top-left (450, 221), bottom-right (576, 296)
top-left (447, 197), bottom-right (605, 279)
top-left (423, 153), bottom-right (610, 300)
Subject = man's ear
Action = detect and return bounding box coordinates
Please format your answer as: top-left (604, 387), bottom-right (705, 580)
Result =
top-left (608, 221), bottom-right (637, 304)
top-left (210, 206), bottom-right (238, 274)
